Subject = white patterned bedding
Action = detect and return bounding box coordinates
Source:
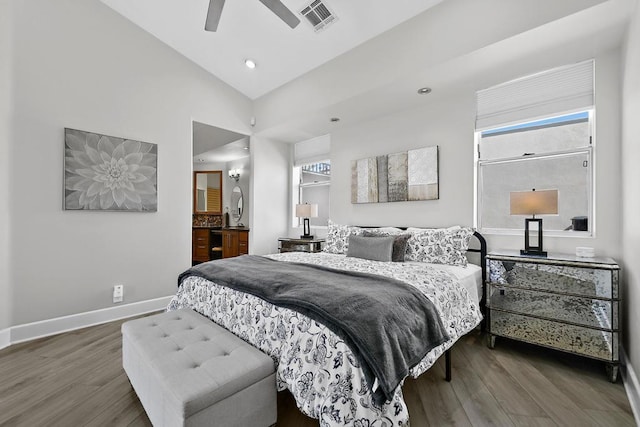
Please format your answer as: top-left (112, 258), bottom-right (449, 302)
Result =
top-left (168, 252), bottom-right (482, 426)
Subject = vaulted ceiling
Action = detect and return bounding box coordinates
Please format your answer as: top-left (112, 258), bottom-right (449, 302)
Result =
top-left (101, 0), bottom-right (633, 144)
top-left (101, 0), bottom-right (444, 99)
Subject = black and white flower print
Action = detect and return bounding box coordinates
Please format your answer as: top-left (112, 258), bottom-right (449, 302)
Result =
top-left (168, 252), bottom-right (482, 426)
top-left (323, 220), bottom-right (364, 254)
top-left (404, 227), bottom-right (474, 266)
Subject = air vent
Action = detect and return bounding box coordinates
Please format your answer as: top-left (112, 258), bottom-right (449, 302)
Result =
top-left (300, 0), bottom-right (337, 32)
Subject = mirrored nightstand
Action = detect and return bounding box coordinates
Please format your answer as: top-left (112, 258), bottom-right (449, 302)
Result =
top-left (278, 238), bottom-right (325, 253)
top-left (486, 250), bottom-right (620, 382)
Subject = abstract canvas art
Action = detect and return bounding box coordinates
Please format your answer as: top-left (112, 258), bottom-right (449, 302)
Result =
top-left (64, 128), bottom-right (158, 211)
top-left (351, 146), bottom-right (438, 204)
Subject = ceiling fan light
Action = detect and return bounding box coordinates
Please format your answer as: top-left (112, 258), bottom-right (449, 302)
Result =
top-left (244, 59), bottom-right (257, 69)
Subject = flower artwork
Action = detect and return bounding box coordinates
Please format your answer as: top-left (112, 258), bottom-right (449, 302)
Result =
top-left (64, 128), bottom-right (157, 211)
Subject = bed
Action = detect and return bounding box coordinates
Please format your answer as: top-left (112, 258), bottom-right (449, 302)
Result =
top-left (168, 225), bottom-right (486, 426)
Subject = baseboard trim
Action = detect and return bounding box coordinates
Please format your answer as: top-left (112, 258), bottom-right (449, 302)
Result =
top-left (5, 296), bottom-right (173, 348)
top-left (0, 328), bottom-right (9, 350)
top-left (621, 347), bottom-right (640, 425)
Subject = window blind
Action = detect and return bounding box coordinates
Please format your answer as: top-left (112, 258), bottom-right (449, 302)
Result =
top-left (294, 134), bottom-right (330, 166)
top-left (476, 59), bottom-right (594, 131)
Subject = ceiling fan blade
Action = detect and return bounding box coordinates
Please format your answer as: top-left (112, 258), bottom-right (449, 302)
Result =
top-left (205, 0), bottom-right (225, 32)
top-left (258, 0), bottom-right (301, 29)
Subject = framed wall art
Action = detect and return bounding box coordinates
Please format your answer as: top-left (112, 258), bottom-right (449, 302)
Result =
top-left (351, 145), bottom-right (438, 204)
top-left (64, 128), bottom-right (157, 211)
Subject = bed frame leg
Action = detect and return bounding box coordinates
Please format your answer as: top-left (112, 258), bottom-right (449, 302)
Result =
top-left (445, 349), bottom-right (451, 382)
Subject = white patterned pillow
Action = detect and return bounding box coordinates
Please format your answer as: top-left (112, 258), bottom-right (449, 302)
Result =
top-left (405, 227), bottom-right (474, 266)
top-left (324, 220), bottom-right (363, 254)
top-left (363, 226), bottom-right (405, 235)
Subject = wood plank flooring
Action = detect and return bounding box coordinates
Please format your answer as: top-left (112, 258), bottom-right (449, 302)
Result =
top-left (0, 315), bottom-right (634, 426)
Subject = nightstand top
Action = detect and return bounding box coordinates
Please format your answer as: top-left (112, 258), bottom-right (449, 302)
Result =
top-left (487, 249), bottom-right (619, 269)
top-left (278, 237), bottom-right (325, 243)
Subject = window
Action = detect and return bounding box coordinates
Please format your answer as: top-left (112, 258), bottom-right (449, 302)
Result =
top-left (292, 135), bottom-right (331, 228)
top-left (475, 60), bottom-right (594, 235)
top-left (477, 112), bottom-right (593, 234)
top-left (293, 161), bottom-right (331, 227)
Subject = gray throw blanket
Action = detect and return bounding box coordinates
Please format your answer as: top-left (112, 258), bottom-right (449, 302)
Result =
top-left (178, 255), bottom-right (449, 405)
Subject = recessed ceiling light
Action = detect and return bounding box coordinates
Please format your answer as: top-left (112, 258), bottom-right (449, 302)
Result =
top-left (330, 117), bottom-right (340, 122)
top-left (244, 59), bottom-right (257, 69)
top-left (417, 87), bottom-right (432, 95)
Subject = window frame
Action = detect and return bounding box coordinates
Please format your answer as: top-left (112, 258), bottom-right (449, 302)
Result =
top-left (291, 160), bottom-right (331, 229)
top-left (474, 109), bottom-right (595, 237)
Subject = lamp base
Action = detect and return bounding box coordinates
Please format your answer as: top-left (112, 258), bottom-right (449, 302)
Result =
top-left (300, 217), bottom-right (313, 240)
top-left (522, 217), bottom-right (546, 257)
top-left (520, 249), bottom-right (548, 257)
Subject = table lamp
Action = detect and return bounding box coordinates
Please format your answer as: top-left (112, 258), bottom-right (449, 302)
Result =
top-left (510, 189), bottom-right (558, 257)
top-left (296, 203), bottom-right (318, 239)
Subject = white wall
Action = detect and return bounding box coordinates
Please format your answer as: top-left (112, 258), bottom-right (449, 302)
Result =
top-left (225, 156), bottom-right (251, 227)
top-left (0, 0), bottom-right (13, 332)
top-left (331, 91), bottom-right (476, 228)
top-left (330, 48), bottom-right (622, 259)
top-left (621, 0), bottom-right (640, 381)
top-left (8, 0), bottom-right (252, 325)
top-left (249, 136), bottom-right (289, 255)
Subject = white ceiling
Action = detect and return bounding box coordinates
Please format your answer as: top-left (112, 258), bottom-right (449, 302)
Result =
top-left (101, 0), bottom-right (633, 148)
top-left (251, 0), bottom-right (633, 142)
top-left (100, 0), bottom-right (444, 99)
top-left (192, 121), bottom-right (249, 163)
top-left (195, 137), bottom-right (250, 164)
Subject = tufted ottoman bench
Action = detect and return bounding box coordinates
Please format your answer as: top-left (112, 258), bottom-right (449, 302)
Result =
top-left (122, 308), bottom-right (277, 427)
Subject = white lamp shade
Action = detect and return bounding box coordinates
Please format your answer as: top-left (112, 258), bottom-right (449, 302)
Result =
top-left (295, 203), bottom-right (318, 218)
top-left (510, 189), bottom-right (558, 215)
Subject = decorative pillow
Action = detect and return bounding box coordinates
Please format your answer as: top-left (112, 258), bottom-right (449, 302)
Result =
top-left (362, 230), bottom-right (411, 262)
top-left (346, 235), bottom-right (395, 262)
top-left (323, 220), bottom-right (363, 254)
top-left (405, 227), bottom-right (474, 266)
top-left (363, 226), bottom-right (405, 235)
top-left (406, 225), bottom-right (461, 233)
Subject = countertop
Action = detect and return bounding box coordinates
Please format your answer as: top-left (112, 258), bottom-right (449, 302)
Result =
top-left (192, 226), bottom-right (250, 231)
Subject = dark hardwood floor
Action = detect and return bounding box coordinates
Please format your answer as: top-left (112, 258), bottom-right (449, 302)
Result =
top-left (0, 315), bottom-right (634, 426)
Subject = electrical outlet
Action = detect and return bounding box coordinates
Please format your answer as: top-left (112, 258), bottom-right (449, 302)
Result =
top-left (113, 285), bottom-right (124, 303)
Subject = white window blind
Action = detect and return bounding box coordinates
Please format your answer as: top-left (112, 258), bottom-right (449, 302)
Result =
top-left (476, 60), bottom-right (594, 130)
top-left (294, 134), bottom-right (330, 166)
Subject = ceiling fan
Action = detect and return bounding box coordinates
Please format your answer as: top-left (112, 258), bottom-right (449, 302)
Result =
top-left (205, 0), bottom-right (301, 32)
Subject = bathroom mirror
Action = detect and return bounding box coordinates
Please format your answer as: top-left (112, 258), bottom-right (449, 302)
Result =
top-left (193, 171), bottom-right (222, 214)
top-left (231, 186), bottom-right (243, 221)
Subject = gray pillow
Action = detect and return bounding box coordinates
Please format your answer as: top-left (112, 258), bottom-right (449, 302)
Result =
top-left (346, 235), bottom-right (395, 262)
top-left (362, 231), bottom-right (411, 262)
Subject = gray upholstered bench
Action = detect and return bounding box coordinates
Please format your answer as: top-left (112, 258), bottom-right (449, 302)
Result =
top-left (122, 308), bottom-right (277, 427)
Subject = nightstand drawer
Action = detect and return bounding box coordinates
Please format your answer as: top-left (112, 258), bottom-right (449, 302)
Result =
top-left (278, 238), bottom-right (324, 253)
top-left (490, 310), bottom-right (617, 361)
top-left (488, 260), bottom-right (616, 299)
top-left (194, 244), bottom-right (209, 257)
top-left (488, 285), bottom-right (617, 329)
top-left (283, 244), bottom-right (313, 252)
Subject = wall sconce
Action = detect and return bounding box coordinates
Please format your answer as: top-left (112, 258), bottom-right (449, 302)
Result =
top-left (510, 189), bottom-right (558, 257)
top-left (295, 203), bottom-right (318, 239)
top-left (228, 169), bottom-right (240, 182)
